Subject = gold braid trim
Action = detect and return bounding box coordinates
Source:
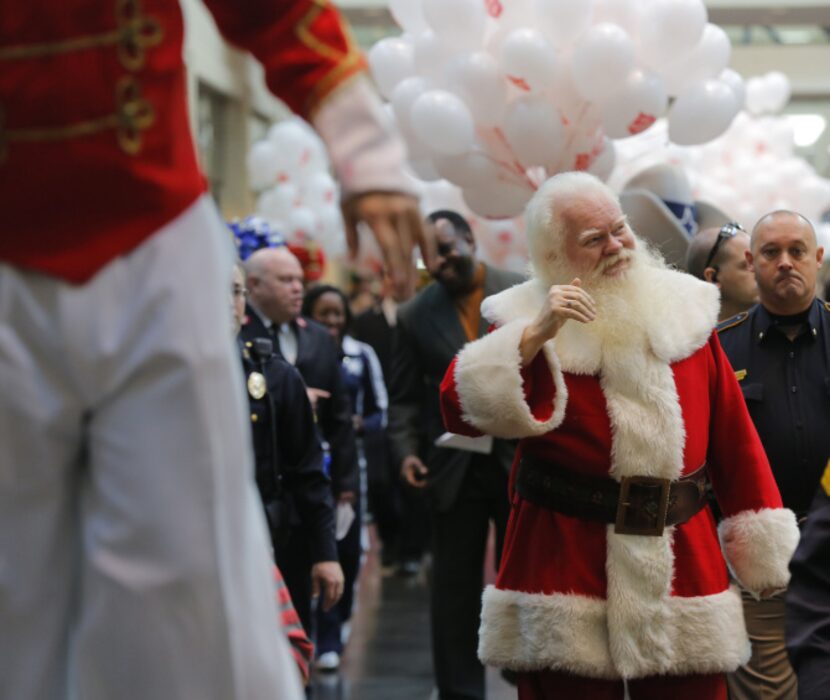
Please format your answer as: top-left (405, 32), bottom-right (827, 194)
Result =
top-left (0, 0), bottom-right (161, 71)
top-left (0, 0), bottom-right (161, 162)
top-left (0, 75), bottom-right (154, 162)
top-left (295, 1), bottom-right (366, 118)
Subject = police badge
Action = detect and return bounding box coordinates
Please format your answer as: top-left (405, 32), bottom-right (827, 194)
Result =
top-left (247, 371), bottom-right (267, 400)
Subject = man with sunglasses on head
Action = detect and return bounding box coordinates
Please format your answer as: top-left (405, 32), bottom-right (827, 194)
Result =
top-left (686, 222), bottom-right (759, 322)
top-left (718, 210), bottom-right (830, 700)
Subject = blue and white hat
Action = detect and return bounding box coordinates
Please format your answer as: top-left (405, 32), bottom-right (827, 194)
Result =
top-left (228, 216), bottom-right (285, 261)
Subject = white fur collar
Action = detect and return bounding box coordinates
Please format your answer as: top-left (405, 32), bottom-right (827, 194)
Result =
top-left (480, 268), bottom-right (719, 374)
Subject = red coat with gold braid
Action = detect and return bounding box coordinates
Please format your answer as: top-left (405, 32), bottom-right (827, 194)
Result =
top-left (0, 0), bottom-right (366, 283)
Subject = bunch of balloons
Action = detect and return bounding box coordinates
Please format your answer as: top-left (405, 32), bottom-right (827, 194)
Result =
top-left (687, 112), bottom-right (830, 242)
top-left (370, 0), bottom-right (744, 219)
top-left (745, 71), bottom-right (792, 116)
top-left (609, 95), bottom-right (830, 249)
top-left (247, 117), bottom-right (346, 258)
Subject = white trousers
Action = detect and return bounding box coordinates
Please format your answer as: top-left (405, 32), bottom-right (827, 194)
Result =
top-left (0, 196), bottom-right (302, 700)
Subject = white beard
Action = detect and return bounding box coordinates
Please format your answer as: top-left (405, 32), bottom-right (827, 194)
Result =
top-left (534, 241), bottom-right (670, 354)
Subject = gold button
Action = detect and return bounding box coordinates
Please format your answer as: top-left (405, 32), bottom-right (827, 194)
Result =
top-left (251, 414), bottom-right (258, 423)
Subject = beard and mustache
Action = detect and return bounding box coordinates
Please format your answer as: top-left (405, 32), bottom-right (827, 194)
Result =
top-left (532, 237), bottom-right (669, 350)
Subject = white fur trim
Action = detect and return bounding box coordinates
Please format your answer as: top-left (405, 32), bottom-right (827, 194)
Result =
top-left (479, 584), bottom-right (750, 679)
top-left (453, 320), bottom-right (567, 439)
top-left (480, 270), bottom-right (719, 371)
top-left (718, 508), bottom-right (800, 596)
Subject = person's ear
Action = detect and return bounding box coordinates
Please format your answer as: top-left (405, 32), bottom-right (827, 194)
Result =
top-left (745, 249), bottom-right (755, 273)
top-left (703, 267), bottom-right (719, 286)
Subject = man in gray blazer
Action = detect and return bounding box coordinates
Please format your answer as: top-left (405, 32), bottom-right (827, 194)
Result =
top-left (388, 210), bottom-right (524, 699)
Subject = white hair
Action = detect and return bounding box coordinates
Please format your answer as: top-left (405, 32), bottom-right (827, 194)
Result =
top-left (524, 171), bottom-right (622, 284)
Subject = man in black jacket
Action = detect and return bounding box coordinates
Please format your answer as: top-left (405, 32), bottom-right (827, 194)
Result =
top-left (240, 249), bottom-right (358, 631)
top-left (718, 210), bottom-right (829, 700)
top-left (388, 211), bottom-right (524, 699)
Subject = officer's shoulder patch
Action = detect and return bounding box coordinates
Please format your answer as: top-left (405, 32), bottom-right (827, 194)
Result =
top-left (717, 311), bottom-right (749, 333)
top-left (822, 459), bottom-right (830, 497)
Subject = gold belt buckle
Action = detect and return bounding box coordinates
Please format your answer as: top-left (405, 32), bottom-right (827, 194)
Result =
top-left (614, 476), bottom-right (671, 536)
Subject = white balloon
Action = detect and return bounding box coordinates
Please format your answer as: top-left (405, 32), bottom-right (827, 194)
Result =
top-left (745, 77), bottom-right (767, 116)
top-left (268, 121), bottom-right (314, 178)
top-left (571, 24), bottom-right (636, 103)
top-left (287, 207), bottom-right (317, 243)
top-left (413, 30), bottom-right (461, 83)
top-left (389, 0), bottom-right (429, 33)
top-left (303, 172), bottom-right (338, 209)
top-left (501, 29), bottom-right (557, 93)
top-left (257, 184), bottom-right (298, 222)
top-left (503, 95), bottom-right (565, 167)
top-left (639, 0), bottom-right (708, 68)
top-left (462, 180), bottom-right (534, 219)
top-left (267, 119), bottom-right (312, 146)
top-left (659, 23), bottom-right (731, 96)
top-left (423, 0), bottom-right (486, 49)
top-left (560, 126), bottom-right (607, 172)
top-left (446, 52), bottom-right (508, 126)
top-left (549, 68), bottom-right (588, 125)
top-left (391, 77), bottom-right (433, 133)
top-left (796, 177), bottom-right (830, 218)
top-left (762, 71), bottom-right (791, 113)
top-left (594, 0), bottom-right (641, 37)
top-left (433, 149), bottom-right (502, 187)
top-left (719, 69), bottom-right (746, 111)
top-left (668, 79), bottom-right (740, 146)
top-left (407, 156), bottom-right (443, 182)
top-left (487, 0), bottom-right (533, 26)
top-left (534, 0), bottom-right (594, 47)
top-left (317, 205), bottom-right (347, 258)
top-left (411, 90), bottom-right (476, 156)
top-left (601, 70), bottom-right (668, 138)
top-left (368, 37), bottom-right (415, 99)
top-left (588, 139), bottom-right (617, 181)
top-left (247, 141), bottom-right (279, 191)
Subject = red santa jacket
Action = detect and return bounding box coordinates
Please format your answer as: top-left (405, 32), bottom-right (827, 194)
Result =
top-left (0, 0), bottom-right (365, 283)
top-left (440, 270), bottom-right (799, 680)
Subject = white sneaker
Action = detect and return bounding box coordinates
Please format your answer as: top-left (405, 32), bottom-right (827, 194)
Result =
top-left (315, 651), bottom-right (340, 672)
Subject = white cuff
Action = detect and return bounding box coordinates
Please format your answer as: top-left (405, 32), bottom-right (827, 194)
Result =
top-left (718, 507), bottom-right (800, 596)
top-left (311, 77), bottom-right (417, 198)
top-left (453, 320), bottom-right (567, 439)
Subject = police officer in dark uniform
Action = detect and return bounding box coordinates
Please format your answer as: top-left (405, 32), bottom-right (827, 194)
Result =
top-left (786, 459), bottom-right (830, 700)
top-left (232, 263), bottom-right (344, 632)
top-left (717, 210), bottom-right (829, 700)
top-left (239, 248), bottom-right (358, 634)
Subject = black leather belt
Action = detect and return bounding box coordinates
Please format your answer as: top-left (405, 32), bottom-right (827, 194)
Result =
top-left (516, 454), bottom-right (710, 536)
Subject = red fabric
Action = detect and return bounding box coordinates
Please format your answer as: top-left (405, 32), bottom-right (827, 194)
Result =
top-left (440, 333), bottom-right (784, 603)
top-left (517, 670), bottom-right (727, 700)
top-left (0, 0), bottom-right (364, 282)
top-left (203, 0), bottom-right (367, 118)
top-left (274, 565), bottom-right (313, 685)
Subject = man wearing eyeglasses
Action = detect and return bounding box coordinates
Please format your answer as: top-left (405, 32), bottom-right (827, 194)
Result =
top-left (686, 222), bottom-right (759, 322)
top-left (440, 173), bottom-right (798, 700)
top-left (717, 210), bottom-right (830, 700)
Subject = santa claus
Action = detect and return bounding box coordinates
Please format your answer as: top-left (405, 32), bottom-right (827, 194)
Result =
top-left (439, 171), bottom-right (799, 699)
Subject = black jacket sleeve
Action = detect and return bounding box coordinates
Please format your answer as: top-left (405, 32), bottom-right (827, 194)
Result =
top-left (387, 307), bottom-right (423, 468)
top-left (270, 360), bottom-right (337, 564)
